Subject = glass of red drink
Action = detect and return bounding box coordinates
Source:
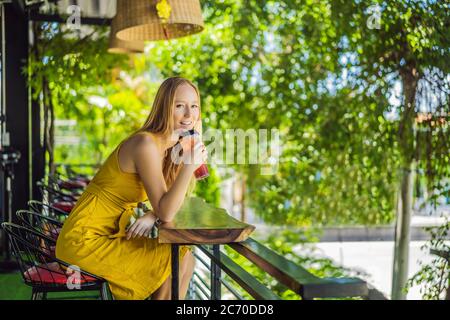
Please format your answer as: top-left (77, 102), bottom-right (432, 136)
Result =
top-left (179, 129), bottom-right (209, 180)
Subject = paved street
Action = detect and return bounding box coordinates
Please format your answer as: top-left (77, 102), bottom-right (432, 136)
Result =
top-left (313, 240), bottom-right (437, 300)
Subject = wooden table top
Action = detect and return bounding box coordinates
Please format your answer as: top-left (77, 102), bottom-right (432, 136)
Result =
top-left (158, 197), bottom-right (255, 244)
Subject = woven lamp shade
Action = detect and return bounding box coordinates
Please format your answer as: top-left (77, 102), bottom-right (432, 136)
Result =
top-left (108, 12), bottom-right (145, 54)
top-left (115, 0), bottom-right (204, 41)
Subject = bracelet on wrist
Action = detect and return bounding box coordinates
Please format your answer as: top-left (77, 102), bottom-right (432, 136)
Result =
top-left (150, 217), bottom-right (161, 239)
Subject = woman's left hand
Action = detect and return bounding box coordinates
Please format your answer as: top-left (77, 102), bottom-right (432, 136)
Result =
top-left (126, 212), bottom-right (157, 240)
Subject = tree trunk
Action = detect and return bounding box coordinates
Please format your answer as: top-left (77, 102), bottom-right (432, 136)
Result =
top-left (392, 162), bottom-right (415, 299)
top-left (391, 65), bottom-right (419, 300)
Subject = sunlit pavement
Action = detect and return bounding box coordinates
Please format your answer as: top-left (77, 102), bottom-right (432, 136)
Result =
top-left (312, 215), bottom-right (448, 300)
top-left (313, 240), bottom-right (434, 300)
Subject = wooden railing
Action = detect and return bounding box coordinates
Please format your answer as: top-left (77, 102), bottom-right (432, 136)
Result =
top-left (158, 197), bottom-right (377, 300)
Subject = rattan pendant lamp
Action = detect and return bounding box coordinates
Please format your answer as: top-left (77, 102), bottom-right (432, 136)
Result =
top-left (108, 6), bottom-right (145, 54)
top-left (115, 0), bottom-right (204, 42)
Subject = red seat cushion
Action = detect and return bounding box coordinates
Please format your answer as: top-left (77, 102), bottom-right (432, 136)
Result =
top-left (59, 180), bottom-right (87, 190)
top-left (75, 177), bottom-right (90, 184)
top-left (52, 201), bottom-right (75, 213)
top-left (24, 262), bottom-right (98, 284)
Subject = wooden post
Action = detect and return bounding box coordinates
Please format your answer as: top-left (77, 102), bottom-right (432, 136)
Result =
top-left (210, 244), bottom-right (221, 300)
top-left (171, 244), bottom-right (179, 300)
top-left (2, 3), bottom-right (30, 223)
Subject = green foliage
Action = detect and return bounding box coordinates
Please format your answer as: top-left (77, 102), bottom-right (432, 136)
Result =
top-left (330, 0), bottom-right (450, 201)
top-left (27, 22), bottom-right (152, 166)
top-left (143, 0), bottom-right (438, 226)
top-left (406, 219), bottom-right (450, 300)
top-left (27, 0), bottom-right (449, 228)
top-left (193, 166), bottom-right (221, 206)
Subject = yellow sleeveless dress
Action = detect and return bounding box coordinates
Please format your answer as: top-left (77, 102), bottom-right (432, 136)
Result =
top-left (55, 132), bottom-right (190, 300)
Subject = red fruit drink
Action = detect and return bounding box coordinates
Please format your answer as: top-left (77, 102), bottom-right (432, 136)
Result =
top-left (179, 129), bottom-right (209, 180)
top-left (194, 163), bottom-right (209, 180)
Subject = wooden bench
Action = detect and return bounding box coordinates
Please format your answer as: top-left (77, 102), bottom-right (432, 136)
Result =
top-left (158, 197), bottom-right (371, 300)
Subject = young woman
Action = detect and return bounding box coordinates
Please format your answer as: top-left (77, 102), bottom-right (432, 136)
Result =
top-left (55, 77), bottom-right (207, 300)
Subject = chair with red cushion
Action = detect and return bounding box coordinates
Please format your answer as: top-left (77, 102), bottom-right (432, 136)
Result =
top-left (62, 167), bottom-right (92, 185)
top-left (59, 180), bottom-right (87, 190)
top-left (28, 200), bottom-right (69, 220)
top-left (51, 201), bottom-right (75, 214)
top-left (1, 222), bottom-right (111, 300)
top-left (47, 174), bottom-right (87, 192)
top-left (16, 210), bottom-right (63, 244)
top-left (37, 180), bottom-right (79, 204)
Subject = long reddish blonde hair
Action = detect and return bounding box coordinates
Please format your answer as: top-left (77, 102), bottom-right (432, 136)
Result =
top-left (136, 77), bottom-right (202, 191)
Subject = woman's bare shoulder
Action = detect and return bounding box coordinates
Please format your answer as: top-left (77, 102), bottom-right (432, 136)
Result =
top-left (126, 131), bottom-right (160, 154)
top-left (118, 132), bottom-right (162, 173)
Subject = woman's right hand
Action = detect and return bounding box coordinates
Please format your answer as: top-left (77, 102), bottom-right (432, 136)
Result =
top-left (126, 211), bottom-right (157, 240)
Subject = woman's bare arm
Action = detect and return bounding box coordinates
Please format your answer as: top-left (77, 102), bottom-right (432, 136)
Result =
top-left (132, 134), bottom-right (200, 223)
